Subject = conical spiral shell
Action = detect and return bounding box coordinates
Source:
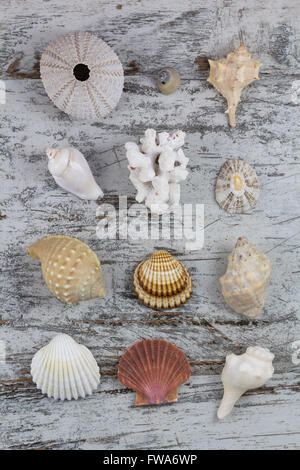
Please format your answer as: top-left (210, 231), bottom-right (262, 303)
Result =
top-left (31, 334), bottom-right (100, 400)
top-left (216, 159), bottom-right (260, 213)
top-left (27, 235), bottom-right (105, 304)
top-left (208, 44), bottom-right (261, 127)
top-left (118, 339), bottom-right (191, 406)
top-left (220, 237), bottom-right (271, 318)
top-left (133, 250), bottom-right (192, 309)
top-left (40, 32), bottom-right (124, 120)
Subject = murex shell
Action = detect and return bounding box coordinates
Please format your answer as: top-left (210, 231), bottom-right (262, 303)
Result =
top-left (216, 159), bottom-right (260, 214)
top-left (118, 339), bottom-right (191, 406)
top-left (31, 334), bottom-right (100, 400)
top-left (27, 235), bottom-right (105, 304)
top-left (217, 346), bottom-right (274, 419)
top-left (133, 250), bottom-right (192, 309)
top-left (208, 44), bottom-right (261, 127)
top-left (40, 32), bottom-right (124, 120)
top-left (220, 237), bottom-right (271, 318)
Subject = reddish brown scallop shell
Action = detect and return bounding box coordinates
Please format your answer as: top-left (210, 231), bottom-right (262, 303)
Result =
top-left (118, 339), bottom-right (191, 406)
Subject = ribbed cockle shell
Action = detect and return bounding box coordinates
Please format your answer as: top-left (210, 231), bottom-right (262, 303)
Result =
top-left (118, 339), bottom-right (191, 406)
top-left (133, 250), bottom-right (192, 309)
top-left (220, 237), bottom-right (271, 318)
top-left (216, 159), bottom-right (260, 213)
top-left (27, 235), bottom-right (105, 304)
top-left (31, 334), bottom-right (100, 400)
top-left (208, 44), bottom-right (262, 127)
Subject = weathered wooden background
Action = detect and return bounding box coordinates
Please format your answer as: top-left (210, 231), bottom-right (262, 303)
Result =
top-left (0, 0), bottom-right (299, 450)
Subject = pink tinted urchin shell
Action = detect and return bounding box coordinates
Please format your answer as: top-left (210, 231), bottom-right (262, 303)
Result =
top-left (118, 339), bottom-right (191, 406)
top-left (40, 32), bottom-right (124, 120)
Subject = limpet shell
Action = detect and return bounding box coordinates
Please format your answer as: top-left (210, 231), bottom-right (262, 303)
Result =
top-left (216, 159), bottom-right (260, 214)
top-left (118, 339), bottom-right (191, 406)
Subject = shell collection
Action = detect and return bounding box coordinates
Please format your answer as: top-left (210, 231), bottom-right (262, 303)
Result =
top-left (157, 68), bottom-right (181, 94)
top-left (14, 31), bottom-right (277, 421)
top-left (31, 334), bottom-right (100, 401)
top-left (118, 339), bottom-right (191, 405)
top-left (125, 129), bottom-right (189, 214)
top-left (217, 346), bottom-right (274, 419)
top-left (208, 44), bottom-right (261, 127)
top-left (133, 250), bottom-right (192, 309)
top-left (27, 235), bottom-right (105, 304)
top-left (40, 32), bottom-right (124, 120)
top-left (220, 237), bottom-right (271, 318)
top-left (215, 159), bottom-right (260, 214)
top-left (47, 146), bottom-right (103, 200)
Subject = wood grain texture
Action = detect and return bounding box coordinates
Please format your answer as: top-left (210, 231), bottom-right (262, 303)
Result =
top-left (0, 0), bottom-right (300, 450)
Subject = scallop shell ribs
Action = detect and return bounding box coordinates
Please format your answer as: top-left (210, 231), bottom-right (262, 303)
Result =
top-left (27, 235), bottom-right (105, 304)
top-left (216, 159), bottom-right (260, 214)
top-left (133, 250), bottom-right (192, 309)
top-left (118, 339), bottom-right (191, 406)
top-left (220, 237), bottom-right (271, 318)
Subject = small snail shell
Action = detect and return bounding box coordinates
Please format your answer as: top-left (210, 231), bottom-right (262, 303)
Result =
top-left (157, 68), bottom-right (180, 95)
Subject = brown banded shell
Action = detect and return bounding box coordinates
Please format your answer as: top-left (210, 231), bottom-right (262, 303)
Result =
top-left (157, 68), bottom-right (181, 94)
top-left (216, 159), bottom-right (260, 214)
top-left (118, 339), bottom-right (191, 406)
top-left (133, 250), bottom-right (192, 309)
top-left (208, 44), bottom-right (261, 127)
top-left (27, 235), bottom-right (105, 304)
top-left (220, 237), bottom-right (271, 318)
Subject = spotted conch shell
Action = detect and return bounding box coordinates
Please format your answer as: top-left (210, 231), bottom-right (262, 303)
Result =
top-left (220, 237), bottom-right (271, 318)
top-left (27, 235), bottom-right (105, 304)
top-left (118, 339), bottom-right (191, 406)
top-left (31, 334), bottom-right (100, 401)
top-left (208, 44), bottom-right (262, 127)
top-left (133, 250), bottom-right (192, 309)
top-left (218, 346), bottom-right (274, 419)
top-left (216, 159), bottom-right (260, 213)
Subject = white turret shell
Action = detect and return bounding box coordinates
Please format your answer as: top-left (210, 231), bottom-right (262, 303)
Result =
top-left (47, 147), bottom-right (103, 200)
top-left (31, 334), bottom-right (100, 400)
top-left (217, 346), bottom-right (274, 419)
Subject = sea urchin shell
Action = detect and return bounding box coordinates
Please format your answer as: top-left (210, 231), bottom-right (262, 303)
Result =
top-left (133, 250), bottom-right (192, 309)
top-left (118, 339), bottom-right (191, 406)
top-left (40, 32), bottom-right (124, 120)
top-left (216, 159), bottom-right (260, 214)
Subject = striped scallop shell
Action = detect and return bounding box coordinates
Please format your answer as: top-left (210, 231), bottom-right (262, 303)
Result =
top-left (31, 334), bottom-right (100, 401)
top-left (27, 235), bottom-right (105, 304)
top-left (118, 339), bottom-right (191, 406)
top-left (133, 250), bottom-right (192, 309)
top-left (220, 237), bottom-right (271, 318)
top-left (216, 159), bottom-right (260, 213)
top-left (40, 32), bottom-right (124, 120)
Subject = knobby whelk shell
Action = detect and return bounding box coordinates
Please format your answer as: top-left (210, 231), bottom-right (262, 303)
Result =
top-left (216, 159), bottom-right (260, 214)
top-left (220, 237), bottom-right (271, 318)
top-left (208, 44), bottom-right (262, 127)
top-left (217, 346), bottom-right (274, 419)
top-left (31, 334), bottom-right (100, 400)
top-left (27, 235), bottom-right (105, 304)
top-left (118, 339), bottom-right (191, 406)
top-left (133, 250), bottom-right (192, 309)
top-left (40, 32), bottom-right (124, 120)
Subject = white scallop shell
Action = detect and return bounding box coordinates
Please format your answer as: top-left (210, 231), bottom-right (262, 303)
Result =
top-left (215, 159), bottom-right (260, 213)
top-left (40, 32), bottom-right (124, 120)
top-left (31, 334), bottom-right (100, 400)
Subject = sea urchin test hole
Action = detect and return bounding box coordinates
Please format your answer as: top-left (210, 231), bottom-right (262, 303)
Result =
top-left (233, 174), bottom-right (243, 191)
top-left (73, 63), bottom-right (90, 82)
